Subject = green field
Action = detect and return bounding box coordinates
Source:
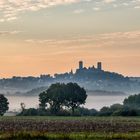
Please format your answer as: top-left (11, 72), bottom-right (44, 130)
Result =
top-left (0, 116), bottom-right (140, 139)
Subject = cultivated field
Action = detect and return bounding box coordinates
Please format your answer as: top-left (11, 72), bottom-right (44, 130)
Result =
top-left (0, 116), bottom-right (140, 139)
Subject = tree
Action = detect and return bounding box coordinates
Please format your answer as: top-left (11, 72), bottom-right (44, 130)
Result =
top-left (99, 106), bottom-right (112, 116)
top-left (39, 83), bottom-right (87, 115)
top-left (112, 106), bottom-right (138, 116)
top-left (47, 83), bottom-right (66, 114)
top-left (89, 109), bottom-right (98, 116)
top-left (39, 83), bottom-right (66, 114)
top-left (76, 107), bottom-right (90, 116)
top-left (123, 93), bottom-right (140, 109)
top-left (0, 94), bottom-right (9, 116)
top-left (20, 102), bottom-right (26, 112)
top-left (110, 104), bottom-right (123, 113)
top-left (39, 91), bottom-right (48, 110)
top-left (65, 83), bottom-right (87, 115)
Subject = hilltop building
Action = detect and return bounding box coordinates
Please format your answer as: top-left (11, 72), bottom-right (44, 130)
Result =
top-left (79, 61), bottom-right (83, 69)
top-left (77, 61), bottom-right (102, 72)
top-left (97, 62), bottom-right (102, 71)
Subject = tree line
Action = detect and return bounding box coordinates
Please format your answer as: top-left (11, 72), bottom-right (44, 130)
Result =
top-left (1, 82), bottom-right (140, 116)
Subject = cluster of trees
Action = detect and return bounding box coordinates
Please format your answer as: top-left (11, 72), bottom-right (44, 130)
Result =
top-left (95, 94), bottom-right (140, 116)
top-left (19, 83), bottom-right (87, 116)
top-left (39, 83), bottom-right (87, 115)
top-left (1, 82), bottom-right (140, 116)
top-left (19, 91), bottom-right (140, 116)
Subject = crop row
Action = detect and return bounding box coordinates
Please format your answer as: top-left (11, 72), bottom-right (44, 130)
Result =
top-left (0, 119), bottom-right (140, 133)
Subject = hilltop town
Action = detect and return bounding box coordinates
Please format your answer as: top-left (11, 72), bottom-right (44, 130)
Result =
top-left (0, 61), bottom-right (140, 95)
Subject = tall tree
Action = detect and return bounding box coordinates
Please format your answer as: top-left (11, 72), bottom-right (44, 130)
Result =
top-left (0, 94), bottom-right (9, 116)
top-left (66, 83), bottom-right (87, 115)
top-left (39, 83), bottom-right (66, 114)
top-left (39, 83), bottom-right (87, 115)
top-left (39, 91), bottom-right (48, 110)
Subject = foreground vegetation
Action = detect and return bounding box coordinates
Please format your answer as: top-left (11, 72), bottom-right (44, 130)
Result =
top-left (19, 83), bottom-right (140, 116)
top-left (1, 132), bottom-right (140, 140)
top-left (1, 83), bottom-right (140, 117)
top-left (19, 93), bottom-right (140, 116)
top-left (1, 82), bottom-right (140, 139)
top-left (0, 116), bottom-right (140, 139)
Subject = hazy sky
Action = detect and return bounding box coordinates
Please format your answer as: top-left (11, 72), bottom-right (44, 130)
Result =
top-left (0, 0), bottom-right (140, 78)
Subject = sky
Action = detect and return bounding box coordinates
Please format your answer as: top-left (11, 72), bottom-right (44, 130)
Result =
top-left (0, 0), bottom-right (140, 78)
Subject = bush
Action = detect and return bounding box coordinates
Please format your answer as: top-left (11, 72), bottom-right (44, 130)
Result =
top-left (55, 109), bottom-right (71, 116)
top-left (123, 93), bottom-right (140, 108)
top-left (68, 107), bottom-right (98, 116)
top-left (99, 107), bottom-right (112, 116)
top-left (18, 108), bottom-right (49, 116)
top-left (107, 106), bottom-right (139, 116)
top-left (89, 109), bottom-right (98, 116)
top-left (110, 104), bottom-right (123, 112)
top-left (76, 107), bottom-right (90, 116)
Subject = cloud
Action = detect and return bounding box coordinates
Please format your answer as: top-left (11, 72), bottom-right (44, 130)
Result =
top-left (103, 0), bottom-right (116, 3)
top-left (25, 31), bottom-right (140, 48)
top-left (94, 0), bottom-right (140, 11)
top-left (0, 0), bottom-right (80, 22)
top-left (134, 6), bottom-right (140, 8)
top-left (93, 7), bottom-right (101, 11)
top-left (0, 0), bottom-right (140, 22)
top-left (0, 30), bottom-right (21, 36)
top-left (0, 19), bottom-right (5, 22)
top-left (73, 9), bottom-right (85, 14)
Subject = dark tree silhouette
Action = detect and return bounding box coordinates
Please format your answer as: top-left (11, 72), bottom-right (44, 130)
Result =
top-left (39, 92), bottom-right (48, 111)
top-left (20, 102), bottom-right (26, 112)
top-left (0, 94), bottom-right (9, 116)
top-left (39, 83), bottom-right (87, 115)
top-left (123, 93), bottom-right (140, 108)
top-left (39, 83), bottom-right (66, 114)
top-left (65, 83), bottom-right (87, 115)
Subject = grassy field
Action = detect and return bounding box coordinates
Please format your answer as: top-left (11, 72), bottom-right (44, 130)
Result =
top-left (0, 116), bottom-right (140, 139)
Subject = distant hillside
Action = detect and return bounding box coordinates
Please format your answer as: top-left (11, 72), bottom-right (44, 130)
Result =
top-left (87, 90), bottom-right (126, 96)
top-left (24, 86), bottom-right (48, 96)
top-left (22, 88), bottom-right (126, 96)
top-left (129, 77), bottom-right (140, 82)
top-left (13, 86), bottom-right (48, 96)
